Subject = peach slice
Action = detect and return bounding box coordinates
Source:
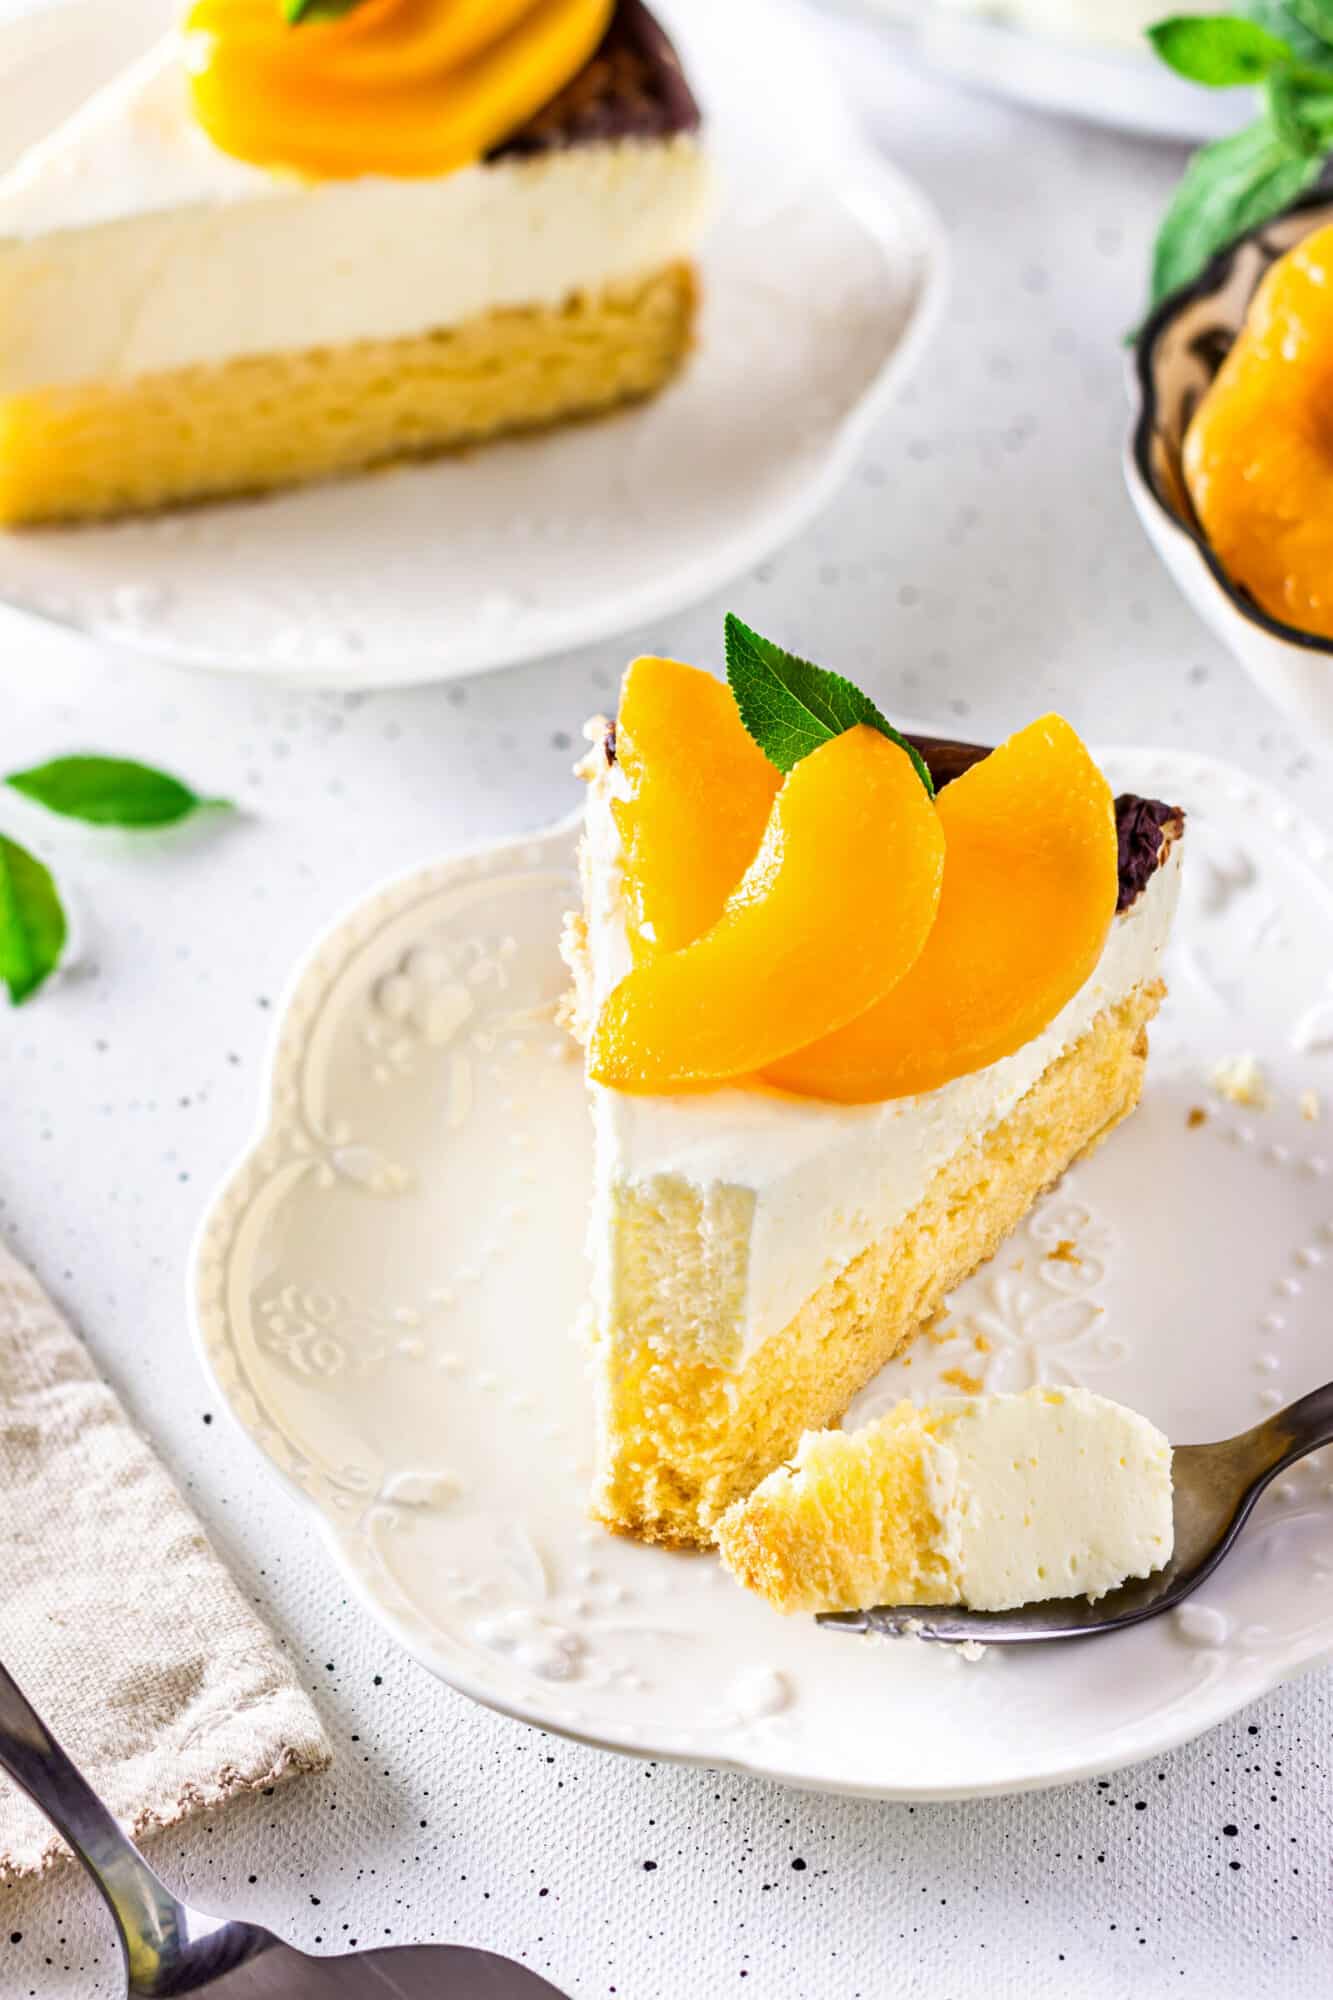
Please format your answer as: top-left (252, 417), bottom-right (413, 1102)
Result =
top-left (1184, 220), bottom-right (1333, 640)
top-left (589, 726), bottom-right (945, 1093)
top-left (765, 716), bottom-right (1117, 1103)
top-left (186, 0), bottom-right (613, 179)
top-left (613, 656), bottom-right (780, 955)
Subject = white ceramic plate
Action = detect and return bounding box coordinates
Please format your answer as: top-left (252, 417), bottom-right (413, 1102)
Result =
top-left (192, 741), bottom-right (1333, 1801)
top-left (822, 1), bottom-right (1246, 143)
top-left (0, 0), bottom-right (945, 689)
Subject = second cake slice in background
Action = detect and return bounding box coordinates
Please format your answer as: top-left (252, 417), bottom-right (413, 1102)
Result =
top-left (0, 0), bottom-right (709, 524)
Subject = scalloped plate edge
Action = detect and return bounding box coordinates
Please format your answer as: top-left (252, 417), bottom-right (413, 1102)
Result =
top-left (189, 752), bottom-right (1333, 1799)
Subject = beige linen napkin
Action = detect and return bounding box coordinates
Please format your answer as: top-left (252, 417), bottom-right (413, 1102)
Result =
top-left (0, 1241), bottom-right (330, 1884)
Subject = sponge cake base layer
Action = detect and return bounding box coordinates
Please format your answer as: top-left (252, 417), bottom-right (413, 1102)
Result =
top-left (593, 978), bottom-right (1165, 1549)
top-left (718, 1400), bottom-right (950, 1612)
top-left (0, 261), bottom-right (696, 525)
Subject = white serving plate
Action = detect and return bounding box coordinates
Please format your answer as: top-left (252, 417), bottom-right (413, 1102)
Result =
top-left (822, 0), bottom-right (1246, 143)
top-left (0, 0), bottom-right (945, 689)
top-left (192, 741), bottom-right (1333, 1800)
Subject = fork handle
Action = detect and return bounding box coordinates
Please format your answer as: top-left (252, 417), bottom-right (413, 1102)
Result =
top-left (1264, 1379), bottom-right (1333, 1462)
top-left (0, 1659), bottom-right (186, 1988)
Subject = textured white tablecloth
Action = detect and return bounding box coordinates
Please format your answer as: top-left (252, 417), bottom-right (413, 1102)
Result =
top-left (0, 14), bottom-right (1329, 1996)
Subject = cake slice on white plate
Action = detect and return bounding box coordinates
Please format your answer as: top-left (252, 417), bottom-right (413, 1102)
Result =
top-left (0, 0), bottom-right (709, 523)
top-left (561, 620), bottom-right (1184, 1550)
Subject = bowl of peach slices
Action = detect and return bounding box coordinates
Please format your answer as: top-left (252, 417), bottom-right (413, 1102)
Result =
top-left (1127, 190), bottom-right (1333, 748)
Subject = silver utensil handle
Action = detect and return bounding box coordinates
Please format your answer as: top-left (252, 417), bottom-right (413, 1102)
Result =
top-left (1265, 1379), bottom-right (1333, 1464)
top-left (0, 1659), bottom-right (185, 1988)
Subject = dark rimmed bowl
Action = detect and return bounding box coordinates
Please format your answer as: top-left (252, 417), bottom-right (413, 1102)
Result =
top-left (1126, 190), bottom-right (1333, 745)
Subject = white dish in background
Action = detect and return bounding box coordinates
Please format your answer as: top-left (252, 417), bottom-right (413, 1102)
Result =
top-left (193, 741), bottom-right (1333, 1801)
top-left (822, 0), bottom-right (1246, 143)
top-left (0, 0), bottom-right (944, 690)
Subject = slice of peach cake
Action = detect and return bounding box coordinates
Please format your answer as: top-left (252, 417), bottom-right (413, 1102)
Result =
top-left (561, 617), bottom-right (1184, 1548)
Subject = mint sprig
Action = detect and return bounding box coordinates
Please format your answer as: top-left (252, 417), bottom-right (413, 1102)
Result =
top-left (1146, 6), bottom-right (1333, 307)
top-left (0, 836), bottom-right (66, 1006)
top-left (723, 614), bottom-right (934, 798)
top-left (1150, 118), bottom-right (1324, 303)
top-left (1279, 0), bottom-right (1333, 54)
top-left (5, 756), bottom-right (228, 829)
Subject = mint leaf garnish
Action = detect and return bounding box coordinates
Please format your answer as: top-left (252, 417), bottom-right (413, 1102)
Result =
top-left (283, 0), bottom-right (366, 22)
top-left (1144, 8), bottom-right (1333, 306)
top-left (1263, 63), bottom-right (1333, 147)
top-left (0, 836), bottom-right (66, 1005)
top-left (723, 614), bottom-right (934, 798)
top-left (1273, 0), bottom-right (1333, 58)
top-left (5, 756), bottom-right (229, 829)
top-left (1148, 118), bottom-right (1323, 303)
top-left (1148, 14), bottom-right (1294, 83)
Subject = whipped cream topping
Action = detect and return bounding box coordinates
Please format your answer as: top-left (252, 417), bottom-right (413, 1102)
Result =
top-left (583, 761), bottom-right (1182, 1366)
top-left (922, 1388), bottom-right (1174, 1609)
top-left (0, 39), bottom-right (710, 391)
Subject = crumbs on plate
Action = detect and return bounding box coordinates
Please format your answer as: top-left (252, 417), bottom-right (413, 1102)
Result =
top-left (1210, 1053), bottom-right (1270, 1110)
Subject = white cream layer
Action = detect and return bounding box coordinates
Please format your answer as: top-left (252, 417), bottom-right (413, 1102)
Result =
top-left (920, 1388), bottom-right (1174, 1610)
top-left (583, 763), bottom-right (1182, 1367)
top-left (0, 38), bottom-right (710, 392)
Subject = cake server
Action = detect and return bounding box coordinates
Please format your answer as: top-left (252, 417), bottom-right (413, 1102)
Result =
top-left (820, 1381), bottom-right (1333, 1645)
top-left (0, 1661), bottom-right (568, 1998)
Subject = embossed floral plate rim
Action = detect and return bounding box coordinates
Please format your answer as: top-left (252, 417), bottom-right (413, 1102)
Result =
top-left (191, 746), bottom-right (1333, 1800)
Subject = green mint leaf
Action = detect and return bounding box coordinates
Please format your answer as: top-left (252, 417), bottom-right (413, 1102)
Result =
top-left (4, 756), bottom-right (228, 829)
top-left (0, 836), bottom-right (66, 1005)
top-left (723, 615), bottom-right (934, 797)
top-left (1148, 13), bottom-right (1294, 83)
top-left (1149, 118), bottom-right (1322, 302)
top-left (1291, 82), bottom-right (1333, 135)
top-left (1262, 66), bottom-right (1333, 147)
top-left (283, 0), bottom-right (366, 22)
top-left (1271, 0), bottom-right (1333, 58)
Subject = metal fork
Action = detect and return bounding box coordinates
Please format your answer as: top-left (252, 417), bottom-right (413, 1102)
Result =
top-left (820, 1383), bottom-right (1333, 1645)
top-left (0, 1662), bottom-right (568, 1997)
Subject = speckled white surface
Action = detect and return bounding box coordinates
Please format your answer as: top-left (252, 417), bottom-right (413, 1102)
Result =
top-left (0, 15), bottom-right (1330, 1997)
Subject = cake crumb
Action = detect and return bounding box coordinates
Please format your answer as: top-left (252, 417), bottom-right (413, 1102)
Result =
top-left (973, 1333), bottom-right (992, 1354)
top-left (1046, 1239), bottom-right (1080, 1265)
top-left (890, 1621), bottom-right (988, 1664)
top-left (926, 1315), bottom-right (957, 1346)
top-left (1187, 1106), bottom-right (1208, 1130)
top-left (1301, 1089), bottom-right (1321, 1123)
top-left (941, 1367), bottom-right (984, 1394)
top-left (1211, 1052), bottom-right (1270, 1109)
